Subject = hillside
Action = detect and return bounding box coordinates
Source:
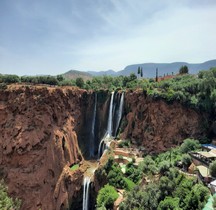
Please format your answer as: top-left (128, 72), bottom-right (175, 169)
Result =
top-left (77, 60), bottom-right (216, 78)
top-left (117, 59), bottom-right (216, 77)
top-left (63, 70), bottom-right (92, 81)
top-left (87, 69), bottom-right (116, 76)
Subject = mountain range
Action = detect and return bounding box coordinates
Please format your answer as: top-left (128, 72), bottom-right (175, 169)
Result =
top-left (63, 59), bottom-right (216, 79)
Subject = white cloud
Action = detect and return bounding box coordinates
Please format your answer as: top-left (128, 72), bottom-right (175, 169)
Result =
top-left (0, 0), bottom-right (216, 74)
top-left (70, 1), bottom-right (216, 71)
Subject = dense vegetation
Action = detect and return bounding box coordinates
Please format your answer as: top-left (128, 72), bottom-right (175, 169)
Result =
top-left (0, 180), bottom-right (21, 209)
top-left (1, 67), bottom-right (216, 114)
top-left (96, 184), bottom-right (118, 209)
top-left (96, 139), bottom-right (210, 210)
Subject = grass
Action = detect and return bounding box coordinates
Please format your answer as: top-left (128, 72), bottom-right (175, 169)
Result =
top-left (70, 164), bottom-right (79, 171)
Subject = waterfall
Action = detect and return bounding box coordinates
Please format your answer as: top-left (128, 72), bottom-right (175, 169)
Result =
top-left (98, 139), bottom-right (104, 159)
top-left (114, 92), bottom-right (124, 136)
top-left (107, 91), bottom-right (115, 137)
top-left (90, 93), bottom-right (97, 157)
top-left (97, 92), bottom-right (115, 159)
top-left (82, 177), bottom-right (91, 210)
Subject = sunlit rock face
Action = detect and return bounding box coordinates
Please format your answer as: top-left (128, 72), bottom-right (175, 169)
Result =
top-left (0, 85), bottom-right (210, 210)
top-left (121, 90), bottom-right (208, 154)
top-left (0, 85), bottom-right (93, 210)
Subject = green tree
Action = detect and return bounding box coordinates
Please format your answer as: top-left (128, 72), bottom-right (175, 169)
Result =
top-left (156, 68), bottom-right (158, 82)
top-left (75, 77), bottom-right (85, 88)
top-left (158, 197), bottom-right (180, 210)
top-left (210, 160), bottom-right (216, 177)
top-left (179, 65), bottom-right (189, 74)
top-left (139, 155), bottom-right (158, 175)
top-left (96, 184), bottom-right (118, 209)
top-left (159, 161), bottom-right (170, 176)
top-left (185, 184), bottom-right (210, 210)
top-left (57, 75), bottom-right (64, 82)
top-left (137, 67), bottom-right (141, 75)
top-left (107, 164), bottom-right (126, 189)
top-left (120, 183), bottom-right (161, 210)
top-left (2, 75), bottom-right (20, 84)
top-left (140, 68), bottom-right (143, 77)
top-left (159, 176), bottom-right (175, 198)
top-left (181, 154), bottom-right (192, 170)
top-left (129, 73), bottom-right (137, 81)
top-left (180, 138), bottom-right (201, 154)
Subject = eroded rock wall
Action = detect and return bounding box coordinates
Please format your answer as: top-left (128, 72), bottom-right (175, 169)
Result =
top-left (0, 86), bottom-right (210, 209)
top-left (122, 90), bottom-right (209, 153)
top-left (0, 85), bottom-right (94, 210)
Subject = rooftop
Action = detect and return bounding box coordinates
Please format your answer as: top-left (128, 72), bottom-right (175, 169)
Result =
top-left (202, 144), bottom-right (216, 150)
top-left (197, 165), bottom-right (210, 178)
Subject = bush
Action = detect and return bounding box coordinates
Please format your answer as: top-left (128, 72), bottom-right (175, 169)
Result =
top-left (0, 180), bottom-right (21, 209)
top-left (96, 184), bottom-right (118, 209)
top-left (180, 138), bottom-right (201, 154)
top-left (158, 197), bottom-right (180, 210)
top-left (139, 155), bottom-right (158, 175)
top-left (0, 83), bottom-right (7, 90)
top-left (181, 154), bottom-right (192, 170)
top-left (75, 77), bottom-right (85, 88)
top-left (1, 75), bottom-right (20, 84)
top-left (159, 161), bottom-right (171, 176)
top-left (123, 177), bottom-right (136, 191)
top-left (107, 164), bottom-right (127, 189)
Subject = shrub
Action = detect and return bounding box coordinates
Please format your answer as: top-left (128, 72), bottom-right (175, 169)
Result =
top-left (181, 154), bottom-right (192, 170)
top-left (96, 184), bottom-right (118, 209)
top-left (180, 138), bottom-right (201, 154)
top-left (158, 197), bottom-right (180, 210)
top-left (123, 177), bottom-right (136, 191)
top-left (0, 180), bottom-right (21, 209)
top-left (75, 77), bottom-right (85, 88)
top-left (70, 164), bottom-right (79, 171)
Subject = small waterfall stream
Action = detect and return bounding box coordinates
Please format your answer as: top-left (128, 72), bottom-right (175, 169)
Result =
top-left (107, 91), bottom-right (115, 137)
top-left (114, 92), bottom-right (124, 137)
top-left (90, 93), bottom-right (97, 158)
top-left (82, 177), bottom-right (91, 210)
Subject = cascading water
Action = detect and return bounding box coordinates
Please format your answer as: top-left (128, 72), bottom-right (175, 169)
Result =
top-left (82, 177), bottom-right (91, 210)
top-left (90, 93), bottom-right (97, 157)
top-left (98, 92), bottom-right (115, 158)
top-left (107, 91), bottom-right (115, 137)
top-left (114, 92), bottom-right (124, 137)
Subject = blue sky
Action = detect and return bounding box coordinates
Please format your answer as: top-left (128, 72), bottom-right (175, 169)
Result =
top-left (0, 0), bottom-right (216, 75)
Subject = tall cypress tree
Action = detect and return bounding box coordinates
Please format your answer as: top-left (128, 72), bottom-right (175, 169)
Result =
top-left (156, 68), bottom-right (158, 82)
top-left (137, 67), bottom-right (141, 75)
top-left (140, 68), bottom-right (143, 77)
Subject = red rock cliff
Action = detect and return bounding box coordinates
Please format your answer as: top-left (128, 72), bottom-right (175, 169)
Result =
top-left (0, 85), bottom-right (94, 210)
top-left (122, 90), bottom-right (208, 153)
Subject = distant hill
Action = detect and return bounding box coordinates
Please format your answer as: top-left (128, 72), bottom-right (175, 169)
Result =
top-left (116, 59), bottom-right (216, 78)
top-left (64, 60), bottom-right (216, 79)
top-left (88, 69), bottom-right (117, 76)
top-left (63, 70), bottom-right (92, 81)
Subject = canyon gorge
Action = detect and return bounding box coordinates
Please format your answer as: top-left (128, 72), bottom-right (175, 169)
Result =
top-left (0, 84), bottom-right (211, 210)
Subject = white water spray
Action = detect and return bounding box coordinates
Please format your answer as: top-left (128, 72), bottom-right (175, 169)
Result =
top-left (82, 177), bottom-right (91, 210)
top-left (90, 93), bottom-right (97, 157)
top-left (115, 92), bottom-right (124, 136)
top-left (107, 91), bottom-right (114, 137)
top-left (97, 92), bottom-right (115, 158)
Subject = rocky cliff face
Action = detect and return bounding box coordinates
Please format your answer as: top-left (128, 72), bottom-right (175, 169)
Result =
top-left (0, 85), bottom-right (97, 210)
top-left (121, 90), bottom-right (209, 153)
top-left (0, 86), bottom-right (210, 209)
